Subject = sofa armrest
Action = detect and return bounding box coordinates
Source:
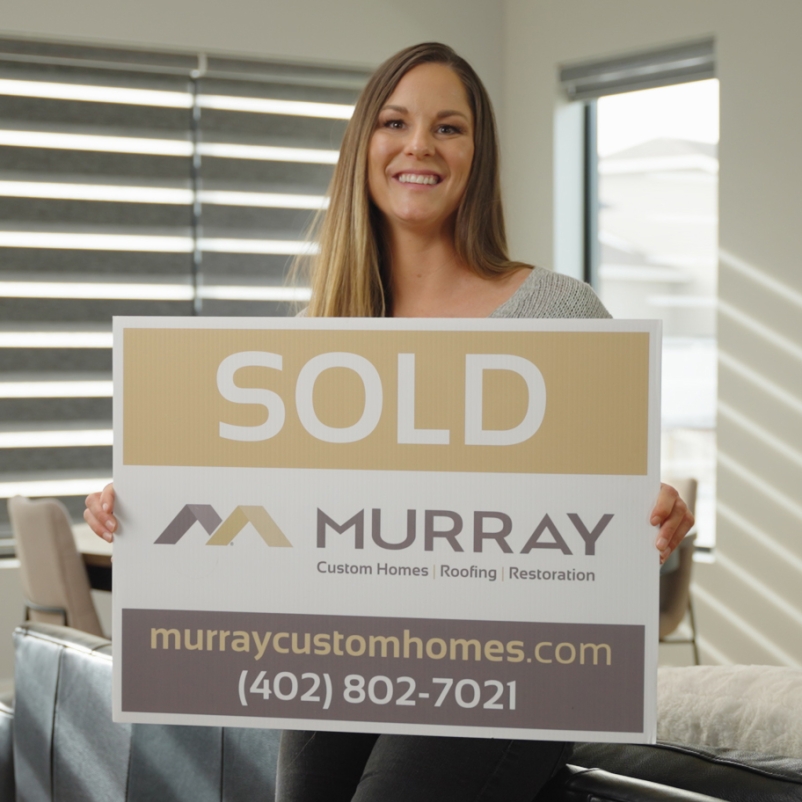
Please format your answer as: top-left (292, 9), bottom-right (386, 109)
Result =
top-left (541, 765), bottom-right (726, 802)
top-left (569, 742), bottom-right (802, 802)
top-left (0, 691), bottom-right (13, 801)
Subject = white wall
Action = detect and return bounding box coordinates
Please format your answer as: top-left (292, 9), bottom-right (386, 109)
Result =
top-left (503, 0), bottom-right (802, 666)
top-left (1, 0), bottom-right (504, 114)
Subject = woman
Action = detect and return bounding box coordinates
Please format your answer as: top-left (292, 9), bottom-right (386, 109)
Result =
top-left (85, 42), bottom-right (693, 801)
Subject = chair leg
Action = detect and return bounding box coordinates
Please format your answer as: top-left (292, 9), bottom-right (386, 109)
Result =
top-left (688, 595), bottom-right (700, 666)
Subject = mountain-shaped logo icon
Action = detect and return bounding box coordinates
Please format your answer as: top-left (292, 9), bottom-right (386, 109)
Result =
top-left (154, 504), bottom-right (291, 547)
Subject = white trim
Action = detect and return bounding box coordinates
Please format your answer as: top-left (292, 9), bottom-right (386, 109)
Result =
top-left (0, 130), bottom-right (193, 156)
top-left (196, 142), bottom-right (338, 164)
top-left (0, 130), bottom-right (339, 163)
top-left (0, 78), bottom-right (192, 108)
top-left (0, 281), bottom-right (193, 300)
top-left (0, 429), bottom-right (113, 448)
top-left (0, 233), bottom-right (313, 254)
top-left (198, 285), bottom-right (311, 302)
top-left (0, 380), bottom-right (113, 399)
top-left (0, 331), bottom-right (112, 348)
top-left (198, 238), bottom-right (318, 255)
top-left (198, 94), bottom-right (353, 119)
top-left (0, 181), bottom-right (328, 209)
top-left (198, 190), bottom-right (328, 209)
top-left (0, 477), bottom-right (112, 498)
top-left (0, 79), bottom-right (354, 120)
top-left (0, 181), bottom-right (193, 204)
top-left (0, 281), bottom-right (310, 302)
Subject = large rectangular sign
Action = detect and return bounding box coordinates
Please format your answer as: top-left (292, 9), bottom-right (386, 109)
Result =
top-left (113, 317), bottom-right (661, 743)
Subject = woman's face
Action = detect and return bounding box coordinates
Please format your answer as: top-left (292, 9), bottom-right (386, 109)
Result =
top-left (368, 63), bottom-right (474, 235)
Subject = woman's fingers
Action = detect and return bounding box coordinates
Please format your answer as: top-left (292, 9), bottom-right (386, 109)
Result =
top-left (664, 505), bottom-right (695, 557)
top-left (656, 501), bottom-right (687, 563)
top-left (83, 505), bottom-right (112, 542)
top-left (650, 483), bottom-right (678, 528)
top-left (650, 483), bottom-right (695, 563)
top-left (84, 483), bottom-right (117, 542)
top-left (100, 482), bottom-right (115, 513)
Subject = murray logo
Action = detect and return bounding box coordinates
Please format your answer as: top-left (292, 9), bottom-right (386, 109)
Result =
top-left (155, 504), bottom-right (291, 547)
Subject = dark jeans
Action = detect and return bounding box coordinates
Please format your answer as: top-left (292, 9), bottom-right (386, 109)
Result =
top-left (277, 730), bottom-right (572, 801)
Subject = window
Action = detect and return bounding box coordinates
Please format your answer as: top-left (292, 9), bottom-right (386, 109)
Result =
top-left (595, 80), bottom-right (719, 551)
top-left (561, 41), bottom-right (718, 551)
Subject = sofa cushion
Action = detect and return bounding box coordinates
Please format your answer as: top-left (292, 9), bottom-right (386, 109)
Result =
top-left (52, 640), bottom-right (131, 802)
top-left (128, 724), bottom-right (222, 802)
top-left (222, 727), bottom-right (282, 801)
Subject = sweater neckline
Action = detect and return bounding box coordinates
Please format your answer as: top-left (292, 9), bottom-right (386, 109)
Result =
top-left (489, 266), bottom-right (541, 318)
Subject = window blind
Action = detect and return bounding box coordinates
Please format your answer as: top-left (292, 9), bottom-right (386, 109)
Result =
top-left (0, 37), bottom-right (369, 542)
top-left (559, 38), bottom-right (715, 100)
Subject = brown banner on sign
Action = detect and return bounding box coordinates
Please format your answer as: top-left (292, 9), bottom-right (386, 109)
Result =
top-left (122, 609), bottom-right (644, 733)
top-left (123, 328), bottom-right (648, 474)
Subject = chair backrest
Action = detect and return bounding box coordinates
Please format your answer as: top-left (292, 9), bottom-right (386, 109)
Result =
top-left (658, 477), bottom-right (698, 639)
top-left (8, 496), bottom-right (103, 636)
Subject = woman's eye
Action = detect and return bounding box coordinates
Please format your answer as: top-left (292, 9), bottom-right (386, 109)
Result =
top-left (383, 119), bottom-right (404, 130)
top-left (437, 124), bottom-right (462, 135)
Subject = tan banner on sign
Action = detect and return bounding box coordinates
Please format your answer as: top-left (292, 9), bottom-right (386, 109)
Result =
top-left (123, 329), bottom-right (648, 475)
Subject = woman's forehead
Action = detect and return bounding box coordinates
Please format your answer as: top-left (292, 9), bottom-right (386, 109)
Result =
top-left (384, 63), bottom-right (471, 117)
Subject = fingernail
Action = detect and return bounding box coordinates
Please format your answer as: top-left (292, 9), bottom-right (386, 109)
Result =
top-left (106, 519), bottom-right (115, 532)
top-left (102, 503), bottom-right (109, 512)
top-left (656, 538), bottom-right (667, 550)
top-left (651, 516), bottom-right (660, 526)
top-left (104, 532), bottom-right (113, 543)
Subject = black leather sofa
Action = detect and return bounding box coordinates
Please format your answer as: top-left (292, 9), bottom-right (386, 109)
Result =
top-left (5, 622), bottom-right (802, 801)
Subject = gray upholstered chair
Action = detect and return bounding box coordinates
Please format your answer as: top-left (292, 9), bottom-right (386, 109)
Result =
top-left (7, 495), bottom-right (104, 637)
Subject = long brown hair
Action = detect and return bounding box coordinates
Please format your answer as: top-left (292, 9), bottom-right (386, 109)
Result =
top-left (298, 42), bottom-right (526, 317)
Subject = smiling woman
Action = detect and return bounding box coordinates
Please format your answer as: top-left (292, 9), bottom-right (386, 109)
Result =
top-left (84, 40), bottom-right (694, 802)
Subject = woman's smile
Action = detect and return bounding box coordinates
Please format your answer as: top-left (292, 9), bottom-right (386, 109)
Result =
top-left (394, 171), bottom-right (443, 186)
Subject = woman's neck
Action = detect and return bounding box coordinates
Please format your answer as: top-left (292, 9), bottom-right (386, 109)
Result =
top-left (386, 226), bottom-right (466, 317)
top-left (385, 225), bottom-right (530, 319)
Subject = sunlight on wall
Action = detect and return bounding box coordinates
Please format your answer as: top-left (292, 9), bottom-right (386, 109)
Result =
top-left (694, 248), bottom-right (802, 667)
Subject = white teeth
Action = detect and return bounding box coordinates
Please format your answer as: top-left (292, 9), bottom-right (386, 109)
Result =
top-left (398, 173), bottom-right (439, 185)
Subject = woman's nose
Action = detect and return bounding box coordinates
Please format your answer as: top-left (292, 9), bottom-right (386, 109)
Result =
top-left (405, 125), bottom-right (434, 157)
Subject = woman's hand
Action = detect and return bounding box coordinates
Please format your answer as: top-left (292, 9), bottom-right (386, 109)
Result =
top-left (651, 483), bottom-right (694, 564)
top-left (84, 483), bottom-right (117, 543)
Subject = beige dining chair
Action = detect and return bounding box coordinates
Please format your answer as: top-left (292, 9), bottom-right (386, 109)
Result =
top-left (658, 478), bottom-right (700, 665)
top-left (8, 495), bottom-right (104, 636)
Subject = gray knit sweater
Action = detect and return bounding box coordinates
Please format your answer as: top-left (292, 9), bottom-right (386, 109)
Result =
top-left (490, 266), bottom-right (611, 320)
top-left (298, 267), bottom-right (610, 320)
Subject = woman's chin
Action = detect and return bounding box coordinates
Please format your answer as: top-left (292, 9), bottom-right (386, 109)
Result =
top-left (386, 209), bottom-right (453, 234)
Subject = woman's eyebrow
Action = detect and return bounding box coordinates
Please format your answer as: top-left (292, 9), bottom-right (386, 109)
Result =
top-left (378, 105), bottom-right (469, 122)
top-left (436, 109), bottom-right (469, 121)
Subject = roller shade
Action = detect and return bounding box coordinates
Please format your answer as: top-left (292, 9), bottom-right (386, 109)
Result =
top-left (0, 37), bottom-right (369, 539)
top-left (560, 38), bottom-right (715, 100)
